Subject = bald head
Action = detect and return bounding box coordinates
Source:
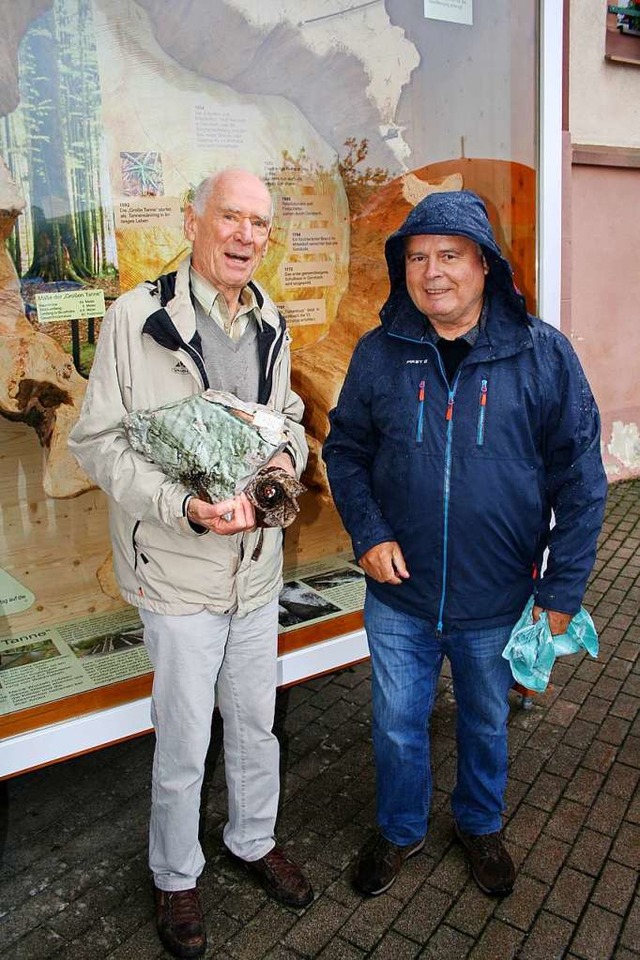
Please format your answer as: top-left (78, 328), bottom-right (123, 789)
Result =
top-left (191, 169), bottom-right (273, 223)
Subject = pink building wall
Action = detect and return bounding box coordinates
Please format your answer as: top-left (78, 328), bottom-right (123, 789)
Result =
top-left (565, 0), bottom-right (640, 481)
top-left (565, 161), bottom-right (640, 481)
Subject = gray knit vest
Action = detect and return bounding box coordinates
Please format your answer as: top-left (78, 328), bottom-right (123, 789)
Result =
top-left (194, 299), bottom-right (261, 403)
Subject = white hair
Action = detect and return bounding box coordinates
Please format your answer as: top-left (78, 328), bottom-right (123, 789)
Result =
top-left (190, 169), bottom-right (274, 222)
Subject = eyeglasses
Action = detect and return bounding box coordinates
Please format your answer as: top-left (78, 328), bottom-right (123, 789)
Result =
top-left (218, 210), bottom-right (271, 236)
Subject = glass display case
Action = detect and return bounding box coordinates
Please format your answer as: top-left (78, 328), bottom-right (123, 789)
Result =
top-left (0, 0), bottom-right (556, 776)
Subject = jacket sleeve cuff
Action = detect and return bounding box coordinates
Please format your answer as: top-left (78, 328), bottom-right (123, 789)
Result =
top-left (181, 494), bottom-right (208, 536)
top-left (353, 528), bottom-right (398, 563)
top-left (533, 584), bottom-right (580, 617)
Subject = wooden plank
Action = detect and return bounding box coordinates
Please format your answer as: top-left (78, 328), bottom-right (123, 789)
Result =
top-left (278, 610), bottom-right (364, 654)
top-left (0, 608), bottom-right (365, 741)
top-left (0, 673), bottom-right (153, 739)
top-left (572, 144), bottom-right (640, 168)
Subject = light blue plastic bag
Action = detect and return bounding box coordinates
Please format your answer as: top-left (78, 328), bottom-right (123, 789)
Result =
top-left (502, 597), bottom-right (599, 693)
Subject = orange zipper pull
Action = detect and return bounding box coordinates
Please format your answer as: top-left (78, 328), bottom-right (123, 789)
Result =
top-left (446, 396), bottom-right (454, 421)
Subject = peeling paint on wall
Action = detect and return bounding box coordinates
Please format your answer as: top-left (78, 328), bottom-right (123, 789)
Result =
top-left (606, 421), bottom-right (640, 476)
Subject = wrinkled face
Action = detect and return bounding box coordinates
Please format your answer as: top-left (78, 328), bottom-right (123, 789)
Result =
top-left (404, 234), bottom-right (488, 338)
top-left (184, 171), bottom-right (272, 298)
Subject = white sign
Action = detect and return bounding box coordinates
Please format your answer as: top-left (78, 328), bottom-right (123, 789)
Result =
top-left (424, 0), bottom-right (473, 27)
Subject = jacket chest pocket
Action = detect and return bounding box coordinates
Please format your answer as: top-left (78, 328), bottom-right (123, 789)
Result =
top-left (463, 373), bottom-right (541, 461)
top-left (411, 373), bottom-right (486, 449)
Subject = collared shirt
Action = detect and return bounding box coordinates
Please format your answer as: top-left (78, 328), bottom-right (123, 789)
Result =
top-left (190, 267), bottom-right (262, 341)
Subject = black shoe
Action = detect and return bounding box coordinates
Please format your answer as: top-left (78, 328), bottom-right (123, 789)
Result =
top-left (354, 831), bottom-right (426, 896)
top-left (154, 885), bottom-right (206, 959)
top-left (228, 845), bottom-right (314, 908)
top-left (455, 825), bottom-right (515, 896)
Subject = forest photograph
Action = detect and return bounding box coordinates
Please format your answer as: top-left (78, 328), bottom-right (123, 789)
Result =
top-left (1, 0), bottom-right (117, 372)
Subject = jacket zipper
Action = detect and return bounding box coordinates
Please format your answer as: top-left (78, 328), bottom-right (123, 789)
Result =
top-left (437, 375), bottom-right (460, 634)
top-left (385, 331), bottom-right (464, 634)
top-left (477, 378), bottom-right (488, 446)
top-left (182, 336), bottom-right (270, 565)
top-left (181, 342), bottom-right (208, 389)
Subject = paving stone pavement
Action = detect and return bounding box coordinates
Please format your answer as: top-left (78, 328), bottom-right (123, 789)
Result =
top-left (1, 479), bottom-right (638, 959)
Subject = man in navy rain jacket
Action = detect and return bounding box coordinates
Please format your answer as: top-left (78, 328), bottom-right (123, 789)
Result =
top-left (323, 190), bottom-right (607, 898)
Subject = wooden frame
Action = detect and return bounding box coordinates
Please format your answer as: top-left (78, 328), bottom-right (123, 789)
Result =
top-left (0, 613), bottom-right (368, 779)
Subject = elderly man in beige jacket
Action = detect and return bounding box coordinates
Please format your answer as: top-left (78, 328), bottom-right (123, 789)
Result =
top-left (69, 168), bottom-right (311, 960)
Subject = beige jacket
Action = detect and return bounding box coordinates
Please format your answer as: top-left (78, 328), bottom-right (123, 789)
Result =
top-left (68, 257), bottom-right (308, 616)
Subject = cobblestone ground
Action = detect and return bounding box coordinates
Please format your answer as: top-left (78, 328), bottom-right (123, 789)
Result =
top-left (1, 480), bottom-right (638, 959)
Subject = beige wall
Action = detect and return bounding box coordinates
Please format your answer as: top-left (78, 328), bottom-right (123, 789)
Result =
top-left (570, 0), bottom-right (640, 147)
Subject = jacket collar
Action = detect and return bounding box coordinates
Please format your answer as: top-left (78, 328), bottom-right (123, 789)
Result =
top-left (383, 290), bottom-right (534, 363)
top-left (142, 256), bottom-right (286, 404)
top-left (161, 256), bottom-right (281, 338)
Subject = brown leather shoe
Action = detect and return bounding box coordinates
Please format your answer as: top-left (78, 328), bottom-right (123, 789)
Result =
top-left (354, 831), bottom-right (426, 896)
top-left (228, 845), bottom-right (314, 908)
top-left (154, 885), bottom-right (206, 958)
top-left (455, 825), bottom-right (515, 896)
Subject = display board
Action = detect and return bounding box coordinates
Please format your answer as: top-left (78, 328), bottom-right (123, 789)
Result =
top-left (0, 0), bottom-right (539, 762)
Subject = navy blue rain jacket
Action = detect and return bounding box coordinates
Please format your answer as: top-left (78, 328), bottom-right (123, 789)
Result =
top-left (323, 191), bottom-right (607, 631)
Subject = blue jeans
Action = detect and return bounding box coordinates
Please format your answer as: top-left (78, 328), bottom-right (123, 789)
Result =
top-left (364, 591), bottom-right (514, 845)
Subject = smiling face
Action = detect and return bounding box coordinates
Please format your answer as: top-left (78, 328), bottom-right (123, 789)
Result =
top-left (404, 234), bottom-right (489, 339)
top-left (184, 170), bottom-right (272, 312)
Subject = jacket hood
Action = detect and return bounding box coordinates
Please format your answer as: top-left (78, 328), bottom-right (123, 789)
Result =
top-left (382, 189), bottom-right (529, 327)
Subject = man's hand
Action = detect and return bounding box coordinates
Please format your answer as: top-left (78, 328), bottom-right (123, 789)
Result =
top-left (532, 605), bottom-right (572, 636)
top-left (359, 541), bottom-right (410, 585)
top-left (186, 493), bottom-right (256, 535)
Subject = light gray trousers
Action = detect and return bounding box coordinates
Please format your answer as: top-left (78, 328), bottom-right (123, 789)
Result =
top-left (140, 598), bottom-right (280, 891)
